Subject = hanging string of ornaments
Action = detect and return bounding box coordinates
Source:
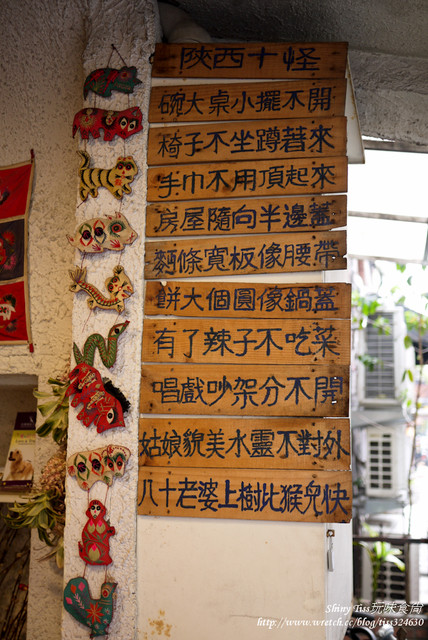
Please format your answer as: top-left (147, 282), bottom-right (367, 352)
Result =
top-left (64, 44), bottom-right (142, 639)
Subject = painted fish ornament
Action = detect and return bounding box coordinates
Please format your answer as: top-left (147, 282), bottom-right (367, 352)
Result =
top-left (63, 577), bottom-right (117, 638)
top-left (83, 66), bottom-right (141, 99)
top-left (79, 500), bottom-right (115, 566)
top-left (78, 151), bottom-right (138, 201)
top-left (67, 444), bottom-right (131, 491)
top-left (73, 321), bottom-right (129, 368)
top-left (67, 212), bottom-right (138, 254)
top-left (69, 264), bottom-right (133, 313)
top-left (67, 363), bottom-right (129, 433)
top-left (73, 106), bottom-right (143, 141)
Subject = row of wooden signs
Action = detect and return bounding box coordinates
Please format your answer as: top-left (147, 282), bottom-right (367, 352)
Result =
top-left (139, 42), bottom-right (352, 523)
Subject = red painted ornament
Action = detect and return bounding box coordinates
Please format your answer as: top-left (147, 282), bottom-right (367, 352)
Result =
top-left (73, 107), bottom-right (143, 141)
top-left (67, 363), bottom-right (129, 433)
top-left (79, 500), bottom-right (115, 566)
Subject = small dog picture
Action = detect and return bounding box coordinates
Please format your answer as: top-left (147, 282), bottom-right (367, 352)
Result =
top-left (5, 449), bottom-right (34, 481)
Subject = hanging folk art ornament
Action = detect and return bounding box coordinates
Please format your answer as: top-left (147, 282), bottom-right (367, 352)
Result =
top-left (67, 212), bottom-right (138, 254)
top-left (79, 499), bottom-right (115, 566)
top-left (67, 444), bottom-right (131, 491)
top-left (83, 66), bottom-right (141, 99)
top-left (78, 151), bottom-right (138, 201)
top-left (73, 321), bottom-right (129, 368)
top-left (69, 264), bottom-right (133, 313)
top-left (67, 363), bottom-right (130, 433)
top-left (73, 107), bottom-right (143, 141)
top-left (64, 577), bottom-right (117, 638)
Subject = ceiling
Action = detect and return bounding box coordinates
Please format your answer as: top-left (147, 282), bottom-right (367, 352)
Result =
top-left (160, 0), bottom-right (428, 151)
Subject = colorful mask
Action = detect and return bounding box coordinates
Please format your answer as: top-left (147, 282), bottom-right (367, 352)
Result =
top-left (67, 212), bottom-right (138, 254)
top-left (69, 264), bottom-right (134, 314)
top-left (73, 321), bottom-right (129, 368)
top-left (73, 107), bottom-right (143, 141)
top-left (78, 151), bottom-right (138, 201)
top-left (67, 364), bottom-right (129, 433)
top-left (79, 499), bottom-right (115, 566)
top-left (67, 444), bottom-right (131, 491)
top-left (64, 577), bottom-right (117, 637)
top-left (83, 66), bottom-right (141, 98)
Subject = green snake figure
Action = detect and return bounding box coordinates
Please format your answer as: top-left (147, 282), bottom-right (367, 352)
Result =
top-left (73, 321), bottom-right (129, 368)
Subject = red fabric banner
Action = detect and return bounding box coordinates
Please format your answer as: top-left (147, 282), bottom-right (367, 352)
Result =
top-left (0, 156), bottom-right (34, 347)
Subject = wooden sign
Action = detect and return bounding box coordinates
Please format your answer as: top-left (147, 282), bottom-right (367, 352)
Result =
top-left (149, 79), bottom-right (347, 123)
top-left (146, 194), bottom-right (346, 237)
top-left (147, 157), bottom-right (347, 201)
top-left (142, 318), bottom-right (350, 366)
top-left (137, 467), bottom-right (352, 522)
top-left (140, 363), bottom-right (349, 417)
top-left (139, 417), bottom-right (351, 471)
top-left (144, 231), bottom-right (347, 279)
top-left (146, 194), bottom-right (347, 237)
top-left (145, 281), bottom-right (351, 320)
top-left (148, 117), bottom-right (347, 165)
top-left (151, 42), bottom-right (348, 79)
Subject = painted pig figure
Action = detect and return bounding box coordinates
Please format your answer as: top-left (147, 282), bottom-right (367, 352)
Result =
top-left (72, 107), bottom-right (143, 141)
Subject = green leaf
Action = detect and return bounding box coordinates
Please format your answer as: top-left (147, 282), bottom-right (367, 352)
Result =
top-left (373, 316), bottom-right (391, 335)
top-left (402, 368), bottom-right (414, 382)
top-left (358, 354), bottom-right (382, 371)
top-left (404, 335), bottom-right (413, 349)
top-left (33, 390), bottom-right (52, 400)
top-left (37, 399), bottom-right (61, 417)
top-left (36, 422), bottom-right (54, 438)
top-left (384, 554), bottom-right (405, 571)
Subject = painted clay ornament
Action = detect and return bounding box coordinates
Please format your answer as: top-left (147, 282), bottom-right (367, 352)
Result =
top-left (69, 264), bottom-right (133, 314)
top-left (79, 500), bottom-right (115, 566)
top-left (73, 321), bottom-right (129, 368)
top-left (73, 107), bottom-right (143, 141)
top-left (67, 363), bottom-right (130, 433)
top-left (78, 151), bottom-right (138, 201)
top-left (64, 577), bottom-right (117, 638)
top-left (67, 212), bottom-right (138, 254)
top-left (83, 66), bottom-right (141, 98)
top-left (67, 444), bottom-right (131, 491)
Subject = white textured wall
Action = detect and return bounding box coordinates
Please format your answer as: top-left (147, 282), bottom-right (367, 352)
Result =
top-left (0, 2), bottom-right (86, 638)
